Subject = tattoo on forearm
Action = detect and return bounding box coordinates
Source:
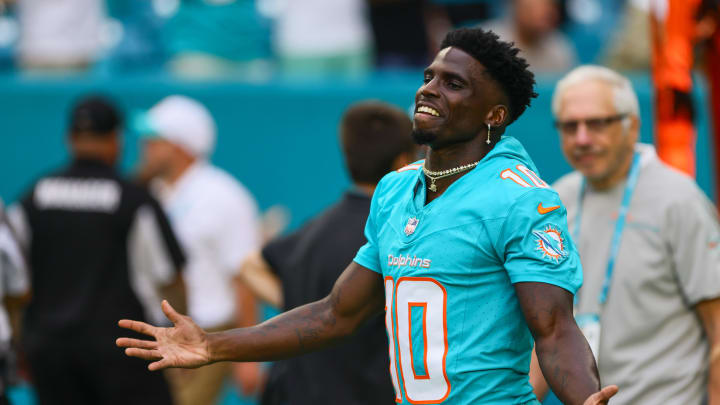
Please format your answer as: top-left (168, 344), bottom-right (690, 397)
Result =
top-left (539, 344), bottom-right (568, 392)
top-left (291, 302), bottom-right (341, 352)
top-left (294, 329), bottom-right (305, 351)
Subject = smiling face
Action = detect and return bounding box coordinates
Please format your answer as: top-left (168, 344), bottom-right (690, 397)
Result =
top-left (413, 47), bottom-right (508, 149)
top-left (556, 79), bottom-right (639, 188)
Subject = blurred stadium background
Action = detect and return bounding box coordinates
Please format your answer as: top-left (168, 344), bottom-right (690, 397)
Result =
top-left (0, 0), bottom-right (716, 404)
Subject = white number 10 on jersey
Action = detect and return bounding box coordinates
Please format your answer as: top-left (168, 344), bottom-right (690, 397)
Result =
top-left (385, 277), bottom-right (451, 403)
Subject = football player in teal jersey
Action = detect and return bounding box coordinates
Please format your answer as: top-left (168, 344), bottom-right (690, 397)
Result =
top-left (118, 28), bottom-right (617, 404)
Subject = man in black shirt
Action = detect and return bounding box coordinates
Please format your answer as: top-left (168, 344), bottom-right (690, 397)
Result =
top-left (239, 101), bottom-right (418, 405)
top-left (8, 96), bottom-right (186, 405)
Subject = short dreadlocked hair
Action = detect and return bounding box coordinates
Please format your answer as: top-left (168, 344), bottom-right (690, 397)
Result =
top-left (440, 28), bottom-right (537, 125)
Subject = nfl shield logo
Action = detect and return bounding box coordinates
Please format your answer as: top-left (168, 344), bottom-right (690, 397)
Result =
top-left (404, 217), bottom-right (419, 236)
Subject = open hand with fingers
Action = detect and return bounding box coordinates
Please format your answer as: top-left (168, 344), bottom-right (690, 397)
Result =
top-left (117, 300), bottom-right (212, 371)
top-left (583, 385), bottom-right (619, 405)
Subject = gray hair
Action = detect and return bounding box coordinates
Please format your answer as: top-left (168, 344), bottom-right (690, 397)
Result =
top-left (551, 65), bottom-right (640, 119)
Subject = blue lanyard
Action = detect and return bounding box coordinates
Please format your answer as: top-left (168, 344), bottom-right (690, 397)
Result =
top-left (573, 152), bottom-right (641, 306)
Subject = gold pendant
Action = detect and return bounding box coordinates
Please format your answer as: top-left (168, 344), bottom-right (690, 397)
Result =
top-left (429, 181), bottom-right (437, 192)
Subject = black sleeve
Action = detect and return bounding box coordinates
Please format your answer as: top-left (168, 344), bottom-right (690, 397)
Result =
top-left (261, 230), bottom-right (304, 279)
top-left (146, 196), bottom-right (186, 273)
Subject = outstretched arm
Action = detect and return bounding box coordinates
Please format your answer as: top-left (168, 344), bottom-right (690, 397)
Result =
top-left (514, 282), bottom-right (617, 405)
top-left (118, 262), bottom-right (385, 370)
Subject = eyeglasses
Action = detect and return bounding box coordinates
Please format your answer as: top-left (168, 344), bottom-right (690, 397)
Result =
top-left (554, 114), bottom-right (628, 135)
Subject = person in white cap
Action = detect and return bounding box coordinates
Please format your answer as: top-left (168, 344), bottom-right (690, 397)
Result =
top-left (136, 95), bottom-right (262, 405)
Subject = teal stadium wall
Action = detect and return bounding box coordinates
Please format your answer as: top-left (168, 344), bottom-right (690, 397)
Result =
top-left (0, 73), bottom-right (715, 230)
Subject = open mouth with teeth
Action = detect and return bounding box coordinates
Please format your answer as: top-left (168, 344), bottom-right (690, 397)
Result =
top-left (416, 105), bottom-right (441, 117)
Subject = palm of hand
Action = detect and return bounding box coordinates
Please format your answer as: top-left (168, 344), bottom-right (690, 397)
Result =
top-left (155, 317), bottom-right (210, 368)
top-left (117, 300), bottom-right (212, 371)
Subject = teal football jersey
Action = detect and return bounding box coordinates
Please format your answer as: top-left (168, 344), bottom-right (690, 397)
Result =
top-left (354, 136), bottom-right (583, 404)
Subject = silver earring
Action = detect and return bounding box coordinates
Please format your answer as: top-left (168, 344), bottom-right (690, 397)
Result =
top-left (486, 123), bottom-right (492, 144)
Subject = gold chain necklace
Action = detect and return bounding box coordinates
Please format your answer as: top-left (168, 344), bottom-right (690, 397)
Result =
top-left (422, 160), bottom-right (480, 192)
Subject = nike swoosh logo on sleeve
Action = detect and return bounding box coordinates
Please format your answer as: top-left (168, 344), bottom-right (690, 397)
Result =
top-left (537, 203), bottom-right (560, 215)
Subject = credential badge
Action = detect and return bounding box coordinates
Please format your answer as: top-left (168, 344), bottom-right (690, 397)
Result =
top-left (404, 217), bottom-right (419, 236)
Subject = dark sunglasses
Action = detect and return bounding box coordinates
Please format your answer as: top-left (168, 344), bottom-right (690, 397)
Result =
top-left (554, 114), bottom-right (628, 135)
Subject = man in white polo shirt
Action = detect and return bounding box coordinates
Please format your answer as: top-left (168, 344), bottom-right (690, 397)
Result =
top-left (136, 95), bottom-right (261, 405)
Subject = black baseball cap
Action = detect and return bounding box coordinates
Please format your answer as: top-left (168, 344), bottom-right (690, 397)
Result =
top-left (69, 95), bottom-right (123, 136)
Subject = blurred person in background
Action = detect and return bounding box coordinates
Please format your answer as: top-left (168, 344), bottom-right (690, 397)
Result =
top-left (602, 0), bottom-right (651, 71)
top-left (0, 199), bottom-right (28, 405)
top-left (135, 95), bottom-right (262, 404)
top-left (13, 0), bottom-right (106, 71)
top-left (7, 95), bottom-right (185, 405)
top-left (367, 0), bottom-right (433, 69)
top-left (531, 65), bottom-right (720, 404)
top-left (162, 0), bottom-right (272, 78)
top-left (273, 0), bottom-right (371, 76)
top-left (483, 0), bottom-right (576, 72)
top-left (650, 0), bottom-right (719, 185)
top-left (240, 100), bottom-right (417, 405)
top-left (367, 0), bottom-right (493, 70)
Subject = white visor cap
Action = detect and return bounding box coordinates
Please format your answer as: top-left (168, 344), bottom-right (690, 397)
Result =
top-left (147, 95), bottom-right (217, 158)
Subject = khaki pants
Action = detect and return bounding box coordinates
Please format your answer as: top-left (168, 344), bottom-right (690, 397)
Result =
top-left (167, 323), bottom-right (234, 405)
